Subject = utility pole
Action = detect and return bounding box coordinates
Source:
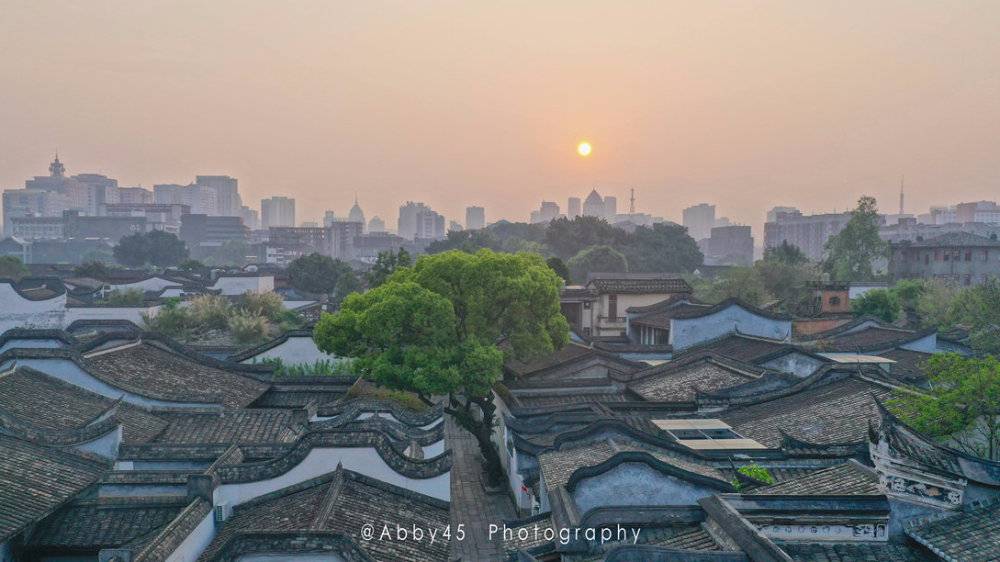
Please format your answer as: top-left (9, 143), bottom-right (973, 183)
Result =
top-left (629, 188), bottom-right (635, 214)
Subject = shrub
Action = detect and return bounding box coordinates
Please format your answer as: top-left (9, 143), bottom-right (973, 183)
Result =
top-left (732, 463), bottom-right (776, 490)
top-left (257, 357), bottom-right (355, 377)
top-left (142, 301), bottom-right (192, 338)
top-left (228, 311), bottom-right (268, 344)
top-left (103, 288), bottom-right (144, 306)
top-left (188, 294), bottom-right (232, 331)
top-left (346, 380), bottom-right (428, 412)
top-left (240, 291), bottom-right (285, 322)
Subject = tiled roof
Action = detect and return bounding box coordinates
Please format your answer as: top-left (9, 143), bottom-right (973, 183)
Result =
top-left (877, 348), bottom-right (932, 382)
top-left (251, 388), bottom-right (347, 408)
top-left (26, 497), bottom-right (187, 550)
top-left (152, 410), bottom-right (304, 445)
top-left (907, 231), bottom-right (1000, 248)
top-left (811, 326), bottom-right (930, 352)
top-left (0, 367), bottom-right (167, 444)
top-left (907, 500), bottom-right (1000, 561)
top-left (780, 542), bottom-right (933, 561)
top-left (505, 342), bottom-right (596, 377)
top-left (645, 525), bottom-right (720, 550)
top-left (538, 438), bottom-right (728, 491)
top-left (630, 302), bottom-right (712, 329)
top-left (82, 342), bottom-right (269, 408)
top-left (198, 467), bottom-right (450, 562)
top-left (629, 357), bottom-right (761, 402)
top-left (675, 334), bottom-right (790, 363)
top-left (747, 461), bottom-right (880, 496)
top-left (586, 273), bottom-right (692, 294)
top-left (514, 393), bottom-right (629, 409)
top-left (0, 434), bottom-right (107, 542)
top-left (721, 376), bottom-right (892, 447)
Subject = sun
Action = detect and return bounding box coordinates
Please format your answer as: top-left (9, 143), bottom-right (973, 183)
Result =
top-left (576, 141), bottom-right (592, 157)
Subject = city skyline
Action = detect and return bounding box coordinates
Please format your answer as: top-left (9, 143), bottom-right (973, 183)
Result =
top-left (2, 2), bottom-right (999, 234)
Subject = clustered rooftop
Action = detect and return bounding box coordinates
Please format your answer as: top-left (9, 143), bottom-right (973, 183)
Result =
top-left (0, 272), bottom-right (996, 561)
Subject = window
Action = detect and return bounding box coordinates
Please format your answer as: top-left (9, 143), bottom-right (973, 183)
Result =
top-left (829, 296), bottom-right (841, 306)
top-left (924, 253), bottom-right (930, 265)
top-left (608, 294), bottom-right (618, 319)
top-left (965, 251), bottom-right (972, 262)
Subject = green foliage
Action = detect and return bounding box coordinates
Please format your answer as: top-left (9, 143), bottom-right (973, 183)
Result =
top-left (623, 222), bottom-right (704, 274)
top-left (345, 381), bottom-right (429, 412)
top-left (188, 294), bottom-right (232, 330)
top-left (888, 354), bottom-right (1000, 460)
top-left (696, 267), bottom-right (771, 306)
top-left (178, 259), bottom-right (206, 272)
top-left (313, 249), bottom-right (569, 484)
top-left (545, 216), bottom-right (628, 259)
top-left (228, 311), bottom-right (268, 344)
top-left (0, 255), bottom-right (29, 280)
top-left (567, 245), bottom-right (628, 283)
top-left (823, 196), bottom-right (888, 282)
top-left (241, 291), bottom-right (285, 321)
top-left (142, 300), bottom-right (193, 339)
top-left (332, 270), bottom-right (362, 305)
top-left (255, 357), bottom-right (353, 376)
top-left (852, 288), bottom-right (901, 322)
top-left (114, 231), bottom-right (189, 268)
top-left (545, 257), bottom-right (570, 283)
top-left (73, 260), bottom-right (113, 279)
top-left (763, 241), bottom-right (808, 266)
top-left (366, 248), bottom-right (412, 287)
top-left (102, 288), bottom-right (144, 306)
top-left (288, 253), bottom-right (352, 295)
top-left (732, 463), bottom-right (776, 489)
top-left (200, 240), bottom-right (251, 267)
top-left (754, 260), bottom-right (822, 315)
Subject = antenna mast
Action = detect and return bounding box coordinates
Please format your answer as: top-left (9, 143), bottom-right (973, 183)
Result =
top-left (629, 188), bottom-right (635, 214)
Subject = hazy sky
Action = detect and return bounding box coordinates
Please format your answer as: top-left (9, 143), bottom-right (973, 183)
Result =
top-left (2, 1), bottom-right (999, 233)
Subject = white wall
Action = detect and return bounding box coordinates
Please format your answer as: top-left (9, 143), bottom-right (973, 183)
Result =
top-left (240, 336), bottom-right (330, 365)
top-left (211, 276), bottom-right (274, 296)
top-left (214, 447), bottom-right (450, 507)
top-left (0, 282), bottom-right (157, 332)
top-left (164, 511), bottom-right (215, 562)
top-left (669, 305), bottom-right (791, 351)
top-left (0, 338), bottom-right (66, 353)
top-left (110, 277), bottom-right (177, 292)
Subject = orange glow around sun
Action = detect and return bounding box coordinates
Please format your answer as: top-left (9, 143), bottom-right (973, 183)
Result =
top-left (577, 141), bottom-right (592, 157)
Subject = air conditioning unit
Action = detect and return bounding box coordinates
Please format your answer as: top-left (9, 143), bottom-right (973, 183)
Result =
top-left (214, 502), bottom-right (232, 524)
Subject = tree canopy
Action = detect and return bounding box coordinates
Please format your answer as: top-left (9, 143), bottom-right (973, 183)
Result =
top-left (366, 248), bottom-right (412, 288)
top-left (763, 240), bottom-right (808, 266)
top-left (113, 231), bottom-right (188, 268)
top-left (851, 288), bottom-right (901, 323)
top-left (889, 354), bottom-right (1000, 461)
top-left (287, 253), bottom-right (353, 295)
top-left (824, 196), bottom-right (887, 282)
top-left (567, 245), bottom-right (628, 284)
top-left (314, 249), bottom-right (569, 483)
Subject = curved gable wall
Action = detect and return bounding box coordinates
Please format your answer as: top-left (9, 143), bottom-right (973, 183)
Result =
top-left (669, 305), bottom-right (790, 351)
top-left (571, 461), bottom-right (717, 514)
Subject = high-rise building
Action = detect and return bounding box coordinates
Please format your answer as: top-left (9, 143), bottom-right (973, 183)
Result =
top-left (368, 216), bottom-right (386, 233)
top-left (240, 206), bottom-right (260, 230)
top-left (530, 201), bottom-right (560, 224)
top-left (118, 187), bottom-right (154, 205)
top-left (763, 211), bottom-right (854, 261)
top-left (195, 175), bottom-right (240, 216)
top-left (261, 196), bottom-right (296, 228)
top-left (397, 201), bottom-right (445, 240)
top-left (465, 206), bottom-right (485, 230)
top-left (583, 190), bottom-right (605, 218)
top-left (348, 196), bottom-right (366, 230)
top-left (567, 197), bottom-right (581, 218)
top-left (706, 225), bottom-right (754, 267)
top-left (3, 155), bottom-right (88, 235)
top-left (956, 201), bottom-right (1000, 224)
top-left (766, 206), bottom-right (799, 223)
top-left (682, 204), bottom-right (715, 241)
top-left (604, 196), bottom-right (617, 218)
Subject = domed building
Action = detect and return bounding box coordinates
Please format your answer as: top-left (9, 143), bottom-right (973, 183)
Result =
top-left (348, 195), bottom-right (365, 233)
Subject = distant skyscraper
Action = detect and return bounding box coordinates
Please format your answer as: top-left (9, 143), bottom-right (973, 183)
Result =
top-left (118, 187), bottom-right (154, 205)
top-left (397, 201), bottom-right (445, 240)
top-left (195, 175), bottom-right (240, 216)
top-left (448, 220), bottom-right (463, 232)
top-left (261, 196), bottom-right (296, 228)
top-left (583, 190), bottom-right (605, 218)
top-left (530, 201), bottom-right (560, 223)
top-left (368, 216), bottom-right (386, 233)
top-left (465, 206), bottom-right (485, 230)
top-left (604, 196), bottom-right (617, 218)
top-left (348, 195), bottom-right (365, 229)
top-left (682, 203), bottom-right (715, 241)
top-left (766, 206), bottom-right (799, 223)
top-left (567, 197), bottom-right (581, 218)
top-left (240, 205), bottom-right (260, 230)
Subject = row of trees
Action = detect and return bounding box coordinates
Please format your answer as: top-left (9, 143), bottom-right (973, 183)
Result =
top-left (427, 216), bottom-right (703, 283)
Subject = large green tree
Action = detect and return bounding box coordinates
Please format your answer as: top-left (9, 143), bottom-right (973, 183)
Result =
top-left (366, 248), bottom-right (412, 287)
top-left (824, 196), bottom-right (887, 282)
top-left (890, 354), bottom-right (1000, 460)
top-left (852, 288), bottom-right (901, 322)
top-left (763, 240), bottom-right (808, 266)
top-left (567, 245), bottom-right (628, 283)
top-left (113, 231), bottom-right (188, 267)
top-left (288, 253), bottom-right (352, 295)
top-left (314, 250), bottom-right (569, 484)
top-left (623, 222), bottom-right (703, 273)
top-left (545, 216), bottom-right (628, 259)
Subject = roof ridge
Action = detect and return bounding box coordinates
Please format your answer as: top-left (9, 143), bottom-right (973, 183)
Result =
top-left (312, 462), bottom-right (346, 529)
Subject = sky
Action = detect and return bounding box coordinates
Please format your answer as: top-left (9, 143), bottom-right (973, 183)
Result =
top-left (1, 1), bottom-right (999, 234)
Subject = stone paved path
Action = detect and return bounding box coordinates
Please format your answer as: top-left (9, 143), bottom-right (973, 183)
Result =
top-left (446, 417), bottom-right (516, 561)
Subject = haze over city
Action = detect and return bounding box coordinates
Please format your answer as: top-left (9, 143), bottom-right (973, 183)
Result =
top-left (3, 1), bottom-right (1000, 231)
